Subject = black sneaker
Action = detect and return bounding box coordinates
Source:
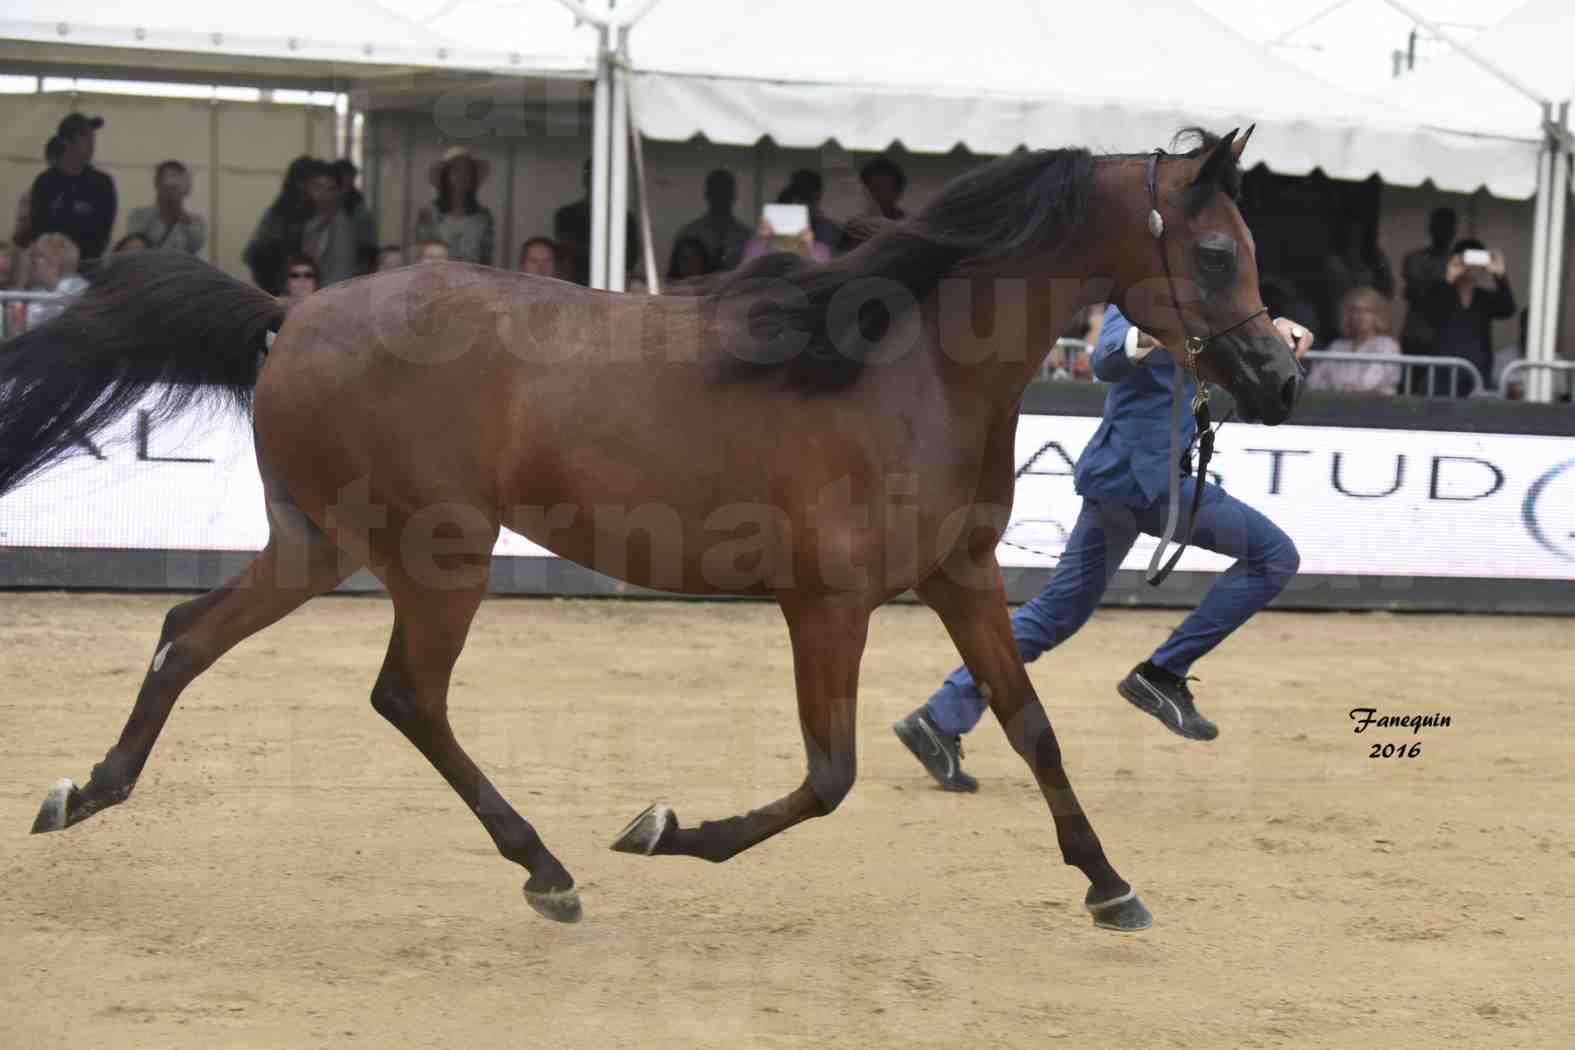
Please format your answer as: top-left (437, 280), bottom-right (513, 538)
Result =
top-left (892, 709), bottom-right (979, 793)
top-left (1118, 662), bottom-right (1219, 741)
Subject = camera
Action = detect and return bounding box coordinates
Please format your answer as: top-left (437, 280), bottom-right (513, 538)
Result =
top-left (1462, 248), bottom-right (1492, 268)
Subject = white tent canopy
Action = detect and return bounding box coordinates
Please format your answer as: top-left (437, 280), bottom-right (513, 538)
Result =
top-left (623, 0), bottom-right (1538, 198)
top-left (1381, 0), bottom-right (1573, 138)
top-left (0, 0), bottom-right (597, 78)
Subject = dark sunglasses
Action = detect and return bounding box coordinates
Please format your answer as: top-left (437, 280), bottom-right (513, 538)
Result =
top-left (287, 270), bottom-right (317, 279)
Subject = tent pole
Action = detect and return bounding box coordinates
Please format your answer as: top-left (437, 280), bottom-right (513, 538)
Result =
top-left (622, 60), bottom-right (660, 294)
top-left (1539, 107), bottom-right (1570, 402)
top-left (590, 23), bottom-right (612, 289)
top-left (609, 22), bottom-right (630, 292)
top-left (1526, 129), bottom-right (1552, 402)
top-left (1524, 135), bottom-right (1549, 402)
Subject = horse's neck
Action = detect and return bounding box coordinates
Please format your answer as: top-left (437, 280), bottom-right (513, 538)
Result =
top-left (919, 260), bottom-right (1107, 409)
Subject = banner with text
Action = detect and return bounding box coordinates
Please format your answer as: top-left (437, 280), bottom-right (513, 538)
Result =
top-left (2, 393), bottom-right (1572, 580)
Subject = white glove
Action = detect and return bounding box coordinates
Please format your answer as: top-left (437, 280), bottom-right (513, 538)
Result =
top-left (1124, 324), bottom-right (1153, 362)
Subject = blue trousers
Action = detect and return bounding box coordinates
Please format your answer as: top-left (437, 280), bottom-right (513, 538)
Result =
top-left (925, 478), bottom-right (1300, 735)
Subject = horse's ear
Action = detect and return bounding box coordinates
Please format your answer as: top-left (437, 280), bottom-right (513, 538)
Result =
top-left (1186, 128), bottom-right (1240, 215)
top-left (1232, 124), bottom-right (1255, 163)
top-left (1191, 128), bottom-right (1239, 192)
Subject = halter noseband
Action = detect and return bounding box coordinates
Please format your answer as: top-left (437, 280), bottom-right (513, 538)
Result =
top-left (1144, 148), bottom-right (1268, 402)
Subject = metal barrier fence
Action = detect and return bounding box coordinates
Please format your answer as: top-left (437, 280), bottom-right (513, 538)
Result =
top-left (1044, 338), bottom-right (1092, 381)
top-left (1498, 359), bottom-right (1575, 400)
top-left (1300, 350), bottom-right (1486, 398)
top-left (0, 290), bottom-right (67, 339)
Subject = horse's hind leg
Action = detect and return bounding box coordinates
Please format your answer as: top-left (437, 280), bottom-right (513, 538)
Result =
top-left (915, 561), bottom-right (1151, 933)
top-left (611, 595), bottom-right (868, 863)
top-left (30, 499), bottom-right (353, 834)
top-left (372, 564), bottom-right (579, 923)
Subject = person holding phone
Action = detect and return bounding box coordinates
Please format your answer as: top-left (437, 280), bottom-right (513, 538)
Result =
top-left (1417, 237), bottom-right (1515, 396)
top-left (741, 188), bottom-right (833, 265)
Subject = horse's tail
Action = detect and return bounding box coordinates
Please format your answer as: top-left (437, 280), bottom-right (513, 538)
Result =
top-left (0, 252), bottom-right (285, 497)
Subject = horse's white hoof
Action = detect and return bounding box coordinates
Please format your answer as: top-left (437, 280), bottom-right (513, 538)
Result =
top-left (524, 884), bottom-right (584, 924)
top-left (30, 778), bottom-right (77, 834)
top-left (1086, 888), bottom-right (1154, 932)
top-left (610, 803), bottom-right (675, 855)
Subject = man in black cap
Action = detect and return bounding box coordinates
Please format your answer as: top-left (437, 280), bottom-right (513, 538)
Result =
top-left (29, 113), bottom-right (117, 264)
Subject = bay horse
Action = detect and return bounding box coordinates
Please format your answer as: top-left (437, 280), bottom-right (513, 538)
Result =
top-left (1, 126), bottom-right (1299, 932)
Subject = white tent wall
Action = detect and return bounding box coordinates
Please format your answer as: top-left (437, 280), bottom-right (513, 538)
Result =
top-left (2, 91), bottom-right (334, 279)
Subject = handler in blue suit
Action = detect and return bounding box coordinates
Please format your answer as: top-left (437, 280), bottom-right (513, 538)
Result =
top-left (894, 305), bottom-right (1313, 792)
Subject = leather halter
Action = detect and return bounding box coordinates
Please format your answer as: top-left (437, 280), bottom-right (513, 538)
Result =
top-left (1143, 148), bottom-right (1268, 399)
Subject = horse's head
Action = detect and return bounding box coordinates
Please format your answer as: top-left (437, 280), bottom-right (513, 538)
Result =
top-left (1132, 126), bottom-right (1300, 425)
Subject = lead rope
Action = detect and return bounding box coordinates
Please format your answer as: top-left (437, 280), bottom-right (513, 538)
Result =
top-left (1144, 372), bottom-right (1213, 586)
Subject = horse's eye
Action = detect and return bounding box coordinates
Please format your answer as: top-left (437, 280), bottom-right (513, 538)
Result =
top-left (1198, 246), bottom-right (1234, 273)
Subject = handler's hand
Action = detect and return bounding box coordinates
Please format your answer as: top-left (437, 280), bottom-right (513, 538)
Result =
top-left (1274, 317), bottom-right (1315, 360)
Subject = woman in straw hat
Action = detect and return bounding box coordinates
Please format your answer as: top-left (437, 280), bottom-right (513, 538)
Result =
top-left (414, 147), bottom-right (495, 266)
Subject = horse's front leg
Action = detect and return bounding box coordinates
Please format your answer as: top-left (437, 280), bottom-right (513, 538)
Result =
top-left (610, 593), bottom-right (868, 863)
top-left (915, 550), bottom-right (1151, 932)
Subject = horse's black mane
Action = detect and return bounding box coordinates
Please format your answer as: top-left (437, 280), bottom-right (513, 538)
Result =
top-left (711, 127), bottom-right (1237, 391)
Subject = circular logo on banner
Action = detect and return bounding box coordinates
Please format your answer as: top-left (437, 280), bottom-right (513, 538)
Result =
top-left (1523, 457), bottom-right (1575, 562)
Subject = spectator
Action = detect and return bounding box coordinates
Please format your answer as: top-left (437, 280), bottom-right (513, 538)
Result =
top-left (415, 239), bottom-right (450, 263)
top-left (1493, 308), bottom-right (1530, 400)
top-left (13, 137), bottom-right (64, 247)
top-left (331, 159), bottom-right (379, 274)
top-left (111, 233), bottom-right (151, 254)
top-left (784, 169), bottom-right (847, 254)
top-left (244, 155), bottom-right (317, 296)
top-left (0, 240), bottom-right (23, 289)
top-left (741, 184), bottom-right (835, 264)
top-left (1047, 304), bottom-right (1100, 381)
top-left (301, 160), bottom-right (359, 286)
top-left (1305, 287), bottom-right (1402, 395)
top-left (670, 169), bottom-right (751, 274)
top-left (377, 244), bottom-right (405, 272)
top-left (414, 147), bottom-right (495, 266)
top-left (519, 236), bottom-right (560, 277)
top-left (1400, 207), bottom-right (1457, 357)
top-left (123, 160), bottom-right (206, 256)
top-left (1416, 238), bottom-right (1515, 397)
top-left (859, 156), bottom-right (908, 221)
top-left (553, 159), bottom-right (641, 286)
top-left (1322, 215), bottom-right (1393, 333)
top-left (0, 239), bottom-right (24, 336)
top-left (667, 236), bottom-right (714, 281)
top-left (24, 232), bottom-right (89, 328)
top-left (282, 253), bottom-right (319, 304)
top-left (29, 114), bottom-right (117, 265)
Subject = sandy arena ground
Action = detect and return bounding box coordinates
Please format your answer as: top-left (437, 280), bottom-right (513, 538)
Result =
top-left (1, 592), bottom-right (1571, 1049)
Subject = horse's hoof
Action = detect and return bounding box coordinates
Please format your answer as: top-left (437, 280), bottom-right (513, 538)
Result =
top-left (524, 884), bottom-right (584, 924)
top-left (610, 803), bottom-right (675, 855)
top-left (1086, 888), bottom-right (1153, 932)
top-left (30, 778), bottom-right (77, 835)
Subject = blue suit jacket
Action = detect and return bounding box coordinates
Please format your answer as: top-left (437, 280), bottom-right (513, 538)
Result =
top-left (1071, 305), bottom-right (1198, 508)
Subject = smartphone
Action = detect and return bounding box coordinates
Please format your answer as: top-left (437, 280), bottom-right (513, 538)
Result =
top-left (763, 203), bottom-right (809, 237)
top-left (1462, 248), bottom-right (1491, 268)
